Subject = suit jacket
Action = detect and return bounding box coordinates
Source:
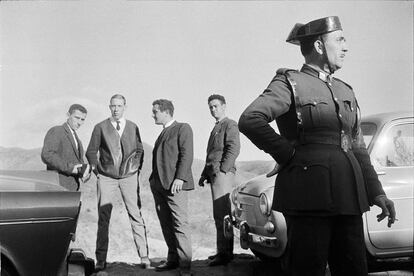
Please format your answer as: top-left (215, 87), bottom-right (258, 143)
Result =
top-left (86, 119), bottom-right (144, 179)
top-left (201, 117), bottom-right (240, 177)
top-left (151, 121), bottom-right (194, 190)
top-left (41, 123), bottom-right (84, 191)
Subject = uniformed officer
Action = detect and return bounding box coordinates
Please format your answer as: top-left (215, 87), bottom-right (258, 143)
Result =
top-left (238, 16), bottom-right (396, 276)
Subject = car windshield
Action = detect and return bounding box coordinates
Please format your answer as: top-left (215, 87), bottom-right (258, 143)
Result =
top-left (361, 122), bottom-right (377, 148)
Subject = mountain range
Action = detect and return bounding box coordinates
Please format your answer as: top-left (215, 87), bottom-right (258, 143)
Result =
top-left (0, 145), bottom-right (273, 262)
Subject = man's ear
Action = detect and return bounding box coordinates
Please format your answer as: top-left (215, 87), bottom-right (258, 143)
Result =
top-left (314, 40), bottom-right (324, 55)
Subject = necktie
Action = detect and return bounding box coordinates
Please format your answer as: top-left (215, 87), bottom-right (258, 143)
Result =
top-left (73, 130), bottom-right (82, 158)
top-left (116, 120), bottom-right (121, 131)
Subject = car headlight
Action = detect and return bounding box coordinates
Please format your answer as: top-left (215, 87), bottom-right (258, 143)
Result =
top-left (230, 188), bottom-right (238, 206)
top-left (259, 193), bottom-right (271, 216)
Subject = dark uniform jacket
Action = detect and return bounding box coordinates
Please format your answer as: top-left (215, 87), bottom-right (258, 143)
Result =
top-left (201, 117), bottom-right (240, 179)
top-left (239, 64), bottom-right (385, 216)
top-left (86, 119), bottom-right (144, 179)
top-left (150, 121), bottom-right (195, 191)
top-left (41, 123), bottom-right (84, 191)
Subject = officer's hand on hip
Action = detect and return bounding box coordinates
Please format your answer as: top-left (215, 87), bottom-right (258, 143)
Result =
top-left (374, 195), bottom-right (396, 227)
top-left (171, 179), bottom-right (184, 194)
top-left (266, 163), bottom-right (281, 177)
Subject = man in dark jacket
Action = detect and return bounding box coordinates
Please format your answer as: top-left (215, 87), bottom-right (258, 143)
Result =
top-left (150, 99), bottom-right (193, 276)
top-left (86, 94), bottom-right (149, 271)
top-left (199, 94), bottom-right (240, 266)
top-left (41, 104), bottom-right (90, 191)
top-left (238, 16), bottom-right (395, 276)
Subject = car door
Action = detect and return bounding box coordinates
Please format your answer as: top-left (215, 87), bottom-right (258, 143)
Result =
top-left (364, 118), bottom-right (414, 251)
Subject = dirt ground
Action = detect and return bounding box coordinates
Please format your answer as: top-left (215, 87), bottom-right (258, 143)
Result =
top-left (92, 254), bottom-right (413, 276)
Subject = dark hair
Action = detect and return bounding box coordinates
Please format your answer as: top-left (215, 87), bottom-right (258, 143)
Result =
top-left (68, 104), bottom-right (87, 115)
top-left (299, 35), bottom-right (320, 56)
top-left (208, 94), bottom-right (226, 104)
top-left (300, 33), bottom-right (330, 57)
top-left (110, 94), bottom-right (126, 105)
top-left (152, 99), bottom-right (174, 116)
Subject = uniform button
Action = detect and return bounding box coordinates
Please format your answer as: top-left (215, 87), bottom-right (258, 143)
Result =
top-left (303, 166), bottom-right (308, 170)
top-left (339, 114), bottom-right (342, 118)
top-left (341, 130), bottom-right (345, 134)
top-left (313, 101), bottom-right (317, 105)
top-left (351, 107), bottom-right (354, 111)
top-left (334, 97), bottom-right (338, 101)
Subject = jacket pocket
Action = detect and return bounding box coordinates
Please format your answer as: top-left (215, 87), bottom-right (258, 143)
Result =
top-left (300, 97), bottom-right (329, 128)
top-left (275, 153), bottom-right (333, 211)
top-left (336, 93), bottom-right (356, 129)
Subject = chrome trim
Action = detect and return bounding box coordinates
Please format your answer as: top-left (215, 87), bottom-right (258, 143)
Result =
top-left (0, 217), bottom-right (74, 225)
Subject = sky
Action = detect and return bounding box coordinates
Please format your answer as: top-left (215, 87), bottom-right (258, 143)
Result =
top-left (0, 1), bottom-right (413, 161)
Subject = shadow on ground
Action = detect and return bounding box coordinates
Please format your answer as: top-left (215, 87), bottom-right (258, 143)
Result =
top-left (93, 253), bottom-right (281, 276)
top-left (92, 254), bottom-right (413, 276)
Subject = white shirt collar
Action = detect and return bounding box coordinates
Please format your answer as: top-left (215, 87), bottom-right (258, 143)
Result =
top-left (164, 119), bottom-right (175, 129)
top-left (110, 117), bottom-right (126, 136)
top-left (110, 117), bottom-right (126, 124)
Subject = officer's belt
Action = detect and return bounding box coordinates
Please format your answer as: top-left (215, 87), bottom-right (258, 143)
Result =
top-left (295, 132), bottom-right (353, 152)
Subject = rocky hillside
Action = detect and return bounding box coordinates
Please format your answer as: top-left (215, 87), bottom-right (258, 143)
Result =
top-left (0, 145), bottom-right (272, 263)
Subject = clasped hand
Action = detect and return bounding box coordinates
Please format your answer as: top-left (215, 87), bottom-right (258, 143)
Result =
top-left (373, 195), bottom-right (396, 228)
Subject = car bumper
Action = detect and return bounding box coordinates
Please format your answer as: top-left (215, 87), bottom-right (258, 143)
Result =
top-left (224, 215), bottom-right (279, 250)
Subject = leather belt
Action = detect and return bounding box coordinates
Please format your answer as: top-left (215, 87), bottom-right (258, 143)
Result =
top-left (296, 133), bottom-right (352, 152)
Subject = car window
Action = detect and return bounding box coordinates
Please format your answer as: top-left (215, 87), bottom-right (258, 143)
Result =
top-left (371, 123), bottom-right (414, 167)
top-left (361, 122), bottom-right (377, 148)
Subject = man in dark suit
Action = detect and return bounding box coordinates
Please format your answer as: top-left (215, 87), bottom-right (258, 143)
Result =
top-left (86, 94), bottom-right (149, 271)
top-left (150, 99), bottom-right (193, 276)
top-left (41, 104), bottom-right (90, 191)
top-left (199, 94), bottom-right (240, 266)
top-left (238, 16), bottom-right (395, 276)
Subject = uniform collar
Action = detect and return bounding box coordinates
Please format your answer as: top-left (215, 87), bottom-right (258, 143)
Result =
top-left (301, 64), bottom-right (333, 83)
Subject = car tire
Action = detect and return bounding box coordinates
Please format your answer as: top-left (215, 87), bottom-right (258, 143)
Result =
top-left (68, 263), bottom-right (86, 276)
top-left (1, 264), bottom-right (17, 276)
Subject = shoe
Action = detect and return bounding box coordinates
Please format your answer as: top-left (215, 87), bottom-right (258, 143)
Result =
top-left (95, 260), bottom-right (106, 272)
top-left (209, 254), bottom-right (232, 266)
top-left (208, 252), bottom-right (234, 260)
top-left (208, 253), bottom-right (217, 260)
top-left (140, 256), bottom-right (153, 269)
top-left (155, 261), bottom-right (179, 271)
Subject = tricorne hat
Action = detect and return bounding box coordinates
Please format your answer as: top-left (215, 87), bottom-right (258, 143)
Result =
top-left (286, 16), bottom-right (342, 45)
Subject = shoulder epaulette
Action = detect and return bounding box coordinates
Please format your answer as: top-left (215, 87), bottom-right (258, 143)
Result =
top-left (276, 68), bottom-right (298, 75)
top-left (333, 77), bottom-right (353, 90)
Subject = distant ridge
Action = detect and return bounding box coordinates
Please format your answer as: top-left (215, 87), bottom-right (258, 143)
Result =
top-left (0, 144), bottom-right (271, 262)
top-left (0, 145), bottom-right (273, 177)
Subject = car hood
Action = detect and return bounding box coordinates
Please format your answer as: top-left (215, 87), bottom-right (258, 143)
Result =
top-left (0, 170), bottom-right (66, 192)
top-left (237, 174), bottom-right (276, 196)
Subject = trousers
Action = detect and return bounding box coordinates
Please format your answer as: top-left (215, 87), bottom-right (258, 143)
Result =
top-left (150, 175), bottom-right (192, 270)
top-left (95, 174), bottom-right (149, 262)
top-left (207, 170), bottom-right (234, 256)
top-left (283, 215), bottom-right (367, 276)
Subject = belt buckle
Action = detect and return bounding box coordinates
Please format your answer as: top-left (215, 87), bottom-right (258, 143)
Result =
top-left (341, 133), bottom-right (351, 152)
